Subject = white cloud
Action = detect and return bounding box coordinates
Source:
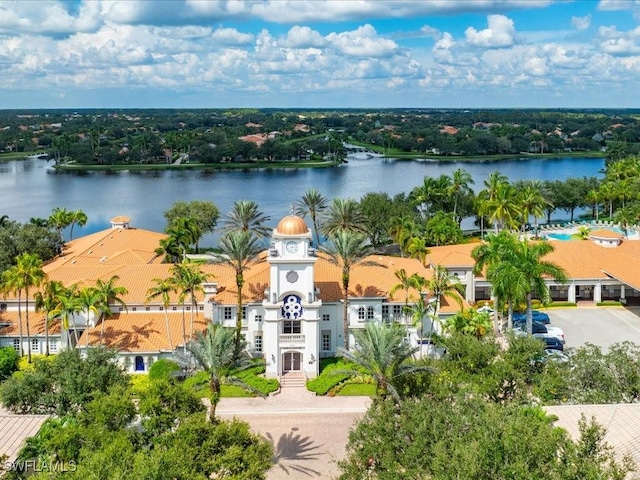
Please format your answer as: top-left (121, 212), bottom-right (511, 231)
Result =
top-left (326, 25), bottom-right (399, 58)
top-left (465, 14), bottom-right (516, 48)
top-left (420, 25), bottom-right (441, 39)
top-left (211, 28), bottom-right (254, 45)
top-left (280, 26), bottom-right (327, 48)
top-left (571, 14), bottom-right (591, 31)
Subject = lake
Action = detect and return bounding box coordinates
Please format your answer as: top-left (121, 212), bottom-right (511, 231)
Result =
top-left (2, 155), bottom-right (604, 246)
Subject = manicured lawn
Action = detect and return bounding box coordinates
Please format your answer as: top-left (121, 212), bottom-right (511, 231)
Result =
top-left (53, 159), bottom-right (338, 172)
top-left (336, 383), bottom-right (375, 397)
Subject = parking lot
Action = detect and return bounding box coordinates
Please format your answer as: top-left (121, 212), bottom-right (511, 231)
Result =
top-left (546, 306), bottom-right (640, 351)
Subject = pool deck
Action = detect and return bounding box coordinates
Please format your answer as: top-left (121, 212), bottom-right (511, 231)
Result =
top-left (535, 222), bottom-right (639, 241)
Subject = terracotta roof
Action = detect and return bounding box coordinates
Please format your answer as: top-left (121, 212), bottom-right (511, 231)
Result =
top-left (0, 311), bottom-right (62, 336)
top-left (79, 311), bottom-right (210, 352)
top-left (110, 215), bottom-right (131, 224)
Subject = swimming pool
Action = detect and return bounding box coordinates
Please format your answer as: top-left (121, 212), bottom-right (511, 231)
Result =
top-left (547, 233), bottom-right (573, 241)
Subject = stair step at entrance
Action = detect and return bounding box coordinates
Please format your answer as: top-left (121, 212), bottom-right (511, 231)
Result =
top-left (281, 373), bottom-right (306, 388)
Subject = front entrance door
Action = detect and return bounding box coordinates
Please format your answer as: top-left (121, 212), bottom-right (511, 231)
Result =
top-left (283, 352), bottom-right (301, 372)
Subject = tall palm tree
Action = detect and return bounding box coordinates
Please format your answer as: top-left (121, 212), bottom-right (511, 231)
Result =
top-left (34, 279), bottom-right (65, 356)
top-left (424, 265), bottom-right (465, 314)
top-left (184, 324), bottom-right (265, 421)
top-left (320, 198), bottom-right (367, 237)
top-left (222, 200), bottom-right (271, 239)
top-left (321, 230), bottom-right (379, 350)
top-left (517, 181), bottom-right (548, 235)
top-left (2, 253), bottom-right (46, 362)
top-left (406, 296), bottom-right (432, 357)
top-left (77, 286), bottom-right (101, 347)
top-left (167, 216), bottom-right (201, 254)
top-left (217, 231), bottom-right (264, 356)
top-left (294, 188), bottom-right (328, 246)
top-left (147, 277), bottom-right (176, 351)
top-left (406, 236), bottom-right (430, 267)
top-left (485, 182), bottom-right (521, 232)
top-left (449, 168), bottom-right (474, 218)
top-left (48, 207), bottom-right (73, 240)
top-left (485, 260), bottom-right (529, 330)
top-left (95, 275), bottom-right (128, 344)
top-left (388, 215), bottom-right (419, 256)
top-left (512, 239), bottom-right (567, 334)
top-left (337, 322), bottom-right (432, 402)
top-left (389, 269), bottom-right (424, 324)
top-left (68, 209), bottom-right (87, 241)
top-left (171, 261), bottom-right (209, 344)
top-left (472, 231), bottom-right (520, 333)
top-left (50, 283), bottom-right (82, 348)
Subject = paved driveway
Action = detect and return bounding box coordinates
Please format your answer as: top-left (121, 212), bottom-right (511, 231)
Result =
top-left (546, 306), bottom-right (640, 351)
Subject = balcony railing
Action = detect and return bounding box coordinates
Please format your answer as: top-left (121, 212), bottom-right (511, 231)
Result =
top-left (279, 334), bottom-right (305, 347)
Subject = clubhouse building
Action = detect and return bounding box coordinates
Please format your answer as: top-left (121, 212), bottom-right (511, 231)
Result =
top-left (2, 215), bottom-right (640, 379)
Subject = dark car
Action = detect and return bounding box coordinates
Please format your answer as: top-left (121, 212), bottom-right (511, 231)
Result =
top-left (543, 336), bottom-right (564, 351)
top-left (513, 311), bottom-right (550, 324)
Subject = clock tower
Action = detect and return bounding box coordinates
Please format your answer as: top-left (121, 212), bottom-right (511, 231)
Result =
top-left (263, 214), bottom-right (321, 379)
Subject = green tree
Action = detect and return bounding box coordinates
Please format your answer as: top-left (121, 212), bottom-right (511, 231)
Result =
top-left (77, 286), bottom-right (101, 348)
top-left (94, 275), bottom-right (128, 344)
top-left (222, 200), bottom-right (271, 239)
top-left (389, 268), bottom-right (424, 323)
top-left (321, 231), bottom-right (379, 350)
top-left (320, 198), bottom-right (367, 237)
top-left (183, 324), bottom-right (265, 421)
top-left (48, 207), bottom-right (73, 240)
top-left (449, 168), bottom-right (474, 219)
top-left (68, 209), bottom-right (87, 241)
top-left (0, 346), bottom-right (19, 381)
top-left (338, 322), bottom-right (432, 401)
top-left (50, 283), bottom-right (82, 349)
top-left (34, 279), bottom-right (65, 356)
top-left (2, 253), bottom-right (46, 362)
top-left (164, 200), bottom-right (219, 251)
top-left (146, 277), bottom-right (176, 351)
top-left (294, 188), bottom-right (328, 246)
top-left (217, 231), bottom-right (263, 357)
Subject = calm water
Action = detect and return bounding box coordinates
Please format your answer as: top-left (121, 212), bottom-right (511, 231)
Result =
top-left (2, 156), bottom-right (604, 246)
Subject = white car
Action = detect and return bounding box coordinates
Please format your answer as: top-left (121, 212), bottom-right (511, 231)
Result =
top-left (514, 320), bottom-right (565, 344)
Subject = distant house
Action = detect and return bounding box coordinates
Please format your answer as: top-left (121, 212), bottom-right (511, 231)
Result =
top-left (238, 133), bottom-right (268, 146)
top-left (440, 126), bottom-right (459, 135)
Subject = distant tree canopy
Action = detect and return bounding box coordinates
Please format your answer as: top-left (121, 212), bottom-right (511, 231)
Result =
top-left (0, 220), bottom-right (63, 274)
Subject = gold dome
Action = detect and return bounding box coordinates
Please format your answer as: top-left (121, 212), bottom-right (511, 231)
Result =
top-left (275, 215), bottom-right (309, 236)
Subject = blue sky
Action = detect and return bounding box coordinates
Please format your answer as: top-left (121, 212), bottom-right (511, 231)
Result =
top-left (2, 0), bottom-right (640, 109)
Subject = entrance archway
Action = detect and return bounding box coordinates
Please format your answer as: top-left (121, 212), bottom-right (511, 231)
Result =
top-left (282, 352), bottom-right (301, 372)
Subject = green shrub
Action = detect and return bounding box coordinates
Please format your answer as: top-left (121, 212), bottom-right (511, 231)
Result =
top-left (148, 359), bottom-right (181, 382)
top-left (596, 301), bottom-right (622, 306)
top-left (546, 301), bottom-right (577, 308)
top-left (0, 347), bottom-right (19, 381)
top-left (237, 371), bottom-right (279, 395)
top-left (130, 374), bottom-right (152, 396)
top-left (307, 359), bottom-right (356, 395)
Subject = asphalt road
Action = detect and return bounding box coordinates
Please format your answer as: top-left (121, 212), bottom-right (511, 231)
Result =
top-left (547, 306), bottom-right (640, 351)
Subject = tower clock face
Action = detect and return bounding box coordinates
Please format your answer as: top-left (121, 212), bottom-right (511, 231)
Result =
top-left (285, 241), bottom-right (298, 254)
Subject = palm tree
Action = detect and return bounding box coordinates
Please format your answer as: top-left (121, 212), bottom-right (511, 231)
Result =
top-left (517, 181), bottom-right (548, 235)
top-left (389, 269), bottom-right (424, 324)
top-left (472, 231), bottom-right (520, 333)
top-left (147, 277), bottom-right (176, 351)
top-left (50, 283), bottom-right (82, 349)
top-left (485, 182), bottom-right (520, 232)
top-left (77, 286), bottom-right (101, 347)
top-left (68, 209), bottom-right (87, 241)
top-left (320, 198), bottom-right (367, 237)
top-left (94, 275), bottom-right (128, 344)
top-left (167, 216), bottom-right (201, 254)
top-left (48, 207), bottom-right (73, 240)
top-left (406, 296), bottom-right (433, 358)
top-left (34, 279), bottom-right (65, 356)
top-left (2, 253), bottom-right (46, 362)
top-left (337, 322), bottom-right (432, 402)
top-left (321, 230), bottom-right (379, 350)
top-left (217, 231), bottom-right (264, 356)
top-left (424, 265), bottom-right (464, 314)
top-left (485, 261), bottom-right (529, 330)
top-left (614, 207), bottom-right (639, 238)
top-left (222, 200), bottom-right (271, 239)
top-left (294, 188), bottom-right (328, 246)
top-left (184, 324), bottom-right (265, 421)
top-left (513, 239), bottom-right (567, 334)
top-left (406, 236), bottom-right (430, 267)
top-left (449, 168), bottom-right (474, 219)
top-left (172, 261), bottom-right (209, 344)
top-left (388, 215), bottom-right (419, 256)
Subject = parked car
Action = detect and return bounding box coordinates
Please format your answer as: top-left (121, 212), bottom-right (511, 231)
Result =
top-left (513, 319), bottom-right (565, 344)
top-left (512, 310), bottom-right (550, 324)
top-left (543, 337), bottom-right (564, 352)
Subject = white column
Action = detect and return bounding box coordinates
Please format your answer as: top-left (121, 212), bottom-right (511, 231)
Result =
top-left (568, 282), bottom-right (576, 303)
top-left (594, 283), bottom-right (602, 304)
top-left (621, 284), bottom-right (626, 300)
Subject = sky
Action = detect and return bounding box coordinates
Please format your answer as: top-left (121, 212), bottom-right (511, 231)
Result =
top-left (2, 0), bottom-right (640, 109)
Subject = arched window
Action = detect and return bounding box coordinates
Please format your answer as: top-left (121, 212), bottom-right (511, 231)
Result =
top-left (357, 307), bottom-right (365, 320)
top-left (135, 356), bottom-right (145, 372)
